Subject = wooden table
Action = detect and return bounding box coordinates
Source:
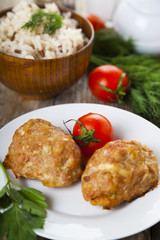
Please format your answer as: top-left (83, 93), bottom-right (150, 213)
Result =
top-left (1, 73), bottom-right (160, 240)
top-left (0, 1), bottom-right (160, 240)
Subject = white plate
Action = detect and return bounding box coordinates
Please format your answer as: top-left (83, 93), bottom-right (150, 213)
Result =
top-left (0, 103), bottom-right (160, 240)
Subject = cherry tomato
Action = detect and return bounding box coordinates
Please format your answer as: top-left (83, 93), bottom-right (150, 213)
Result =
top-left (86, 14), bottom-right (106, 31)
top-left (88, 65), bottom-right (129, 102)
top-left (72, 113), bottom-right (113, 158)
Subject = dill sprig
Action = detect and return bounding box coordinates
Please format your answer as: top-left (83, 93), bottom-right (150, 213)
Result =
top-left (90, 29), bottom-right (160, 126)
top-left (92, 28), bottom-right (134, 57)
top-left (21, 9), bottom-right (63, 35)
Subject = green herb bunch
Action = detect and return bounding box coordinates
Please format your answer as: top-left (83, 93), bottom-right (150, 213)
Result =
top-left (0, 162), bottom-right (48, 240)
top-left (90, 29), bottom-right (160, 126)
top-left (21, 9), bottom-right (63, 35)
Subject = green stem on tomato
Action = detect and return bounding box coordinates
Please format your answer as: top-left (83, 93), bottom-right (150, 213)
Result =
top-left (98, 73), bottom-right (127, 102)
top-left (63, 119), bottom-right (101, 146)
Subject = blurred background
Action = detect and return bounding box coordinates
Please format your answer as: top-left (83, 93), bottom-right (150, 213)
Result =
top-left (1, 0), bottom-right (158, 55)
top-left (0, 0), bottom-right (122, 21)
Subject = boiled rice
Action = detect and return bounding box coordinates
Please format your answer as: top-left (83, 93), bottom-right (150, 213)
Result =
top-left (0, 1), bottom-right (88, 59)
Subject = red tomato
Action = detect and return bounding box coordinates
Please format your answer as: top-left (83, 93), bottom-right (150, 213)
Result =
top-left (73, 113), bottom-right (113, 158)
top-left (88, 65), bottom-right (129, 102)
top-left (86, 14), bottom-right (106, 31)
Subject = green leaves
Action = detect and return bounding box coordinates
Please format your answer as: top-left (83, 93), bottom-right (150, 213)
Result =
top-left (0, 193), bottom-right (12, 209)
top-left (6, 188), bottom-right (23, 205)
top-left (92, 28), bottom-right (134, 57)
top-left (21, 9), bottom-right (63, 35)
top-left (0, 163), bottom-right (48, 240)
top-left (0, 204), bottom-right (44, 240)
top-left (19, 187), bottom-right (48, 208)
top-left (90, 29), bottom-right (160, 126)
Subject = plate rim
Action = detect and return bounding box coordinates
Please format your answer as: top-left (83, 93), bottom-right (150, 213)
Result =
top-left (1, 103), bottom-right (160, 131)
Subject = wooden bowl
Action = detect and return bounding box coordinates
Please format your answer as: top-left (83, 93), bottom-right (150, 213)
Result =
top-left (0, 7), bottom-right (94, 99)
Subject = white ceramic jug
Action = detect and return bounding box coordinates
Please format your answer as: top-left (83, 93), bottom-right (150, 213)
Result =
top-left (113, 0), bottom-right (160, 54)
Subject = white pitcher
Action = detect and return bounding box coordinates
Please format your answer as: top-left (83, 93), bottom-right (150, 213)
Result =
top-left (113, 0), bottom-right (160, 54)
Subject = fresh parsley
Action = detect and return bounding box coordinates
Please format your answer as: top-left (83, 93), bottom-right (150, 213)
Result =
top-left (89, 29), bottom-right (160, 126)
top-left (0, 162), bottom-right (48, 240)
top-left (21, 9), bottom-right (63, 35)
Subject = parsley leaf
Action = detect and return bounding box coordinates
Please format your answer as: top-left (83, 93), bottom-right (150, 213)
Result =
top-left (21, 198), bottom-right (47, 218)
top-left (0, 162), bottom-right (48, 240)
top-left (0, 204), bottom-right (44, 240)
top-left (0, 193), bottom-right (11, 209)
top-left (19, 187), bottom-right (47, 208)
top-left (21, 9), bottom-right (63, 35)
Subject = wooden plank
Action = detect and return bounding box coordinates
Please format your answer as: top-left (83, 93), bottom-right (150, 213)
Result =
top-left (151, 222), bottom-right (160, 240)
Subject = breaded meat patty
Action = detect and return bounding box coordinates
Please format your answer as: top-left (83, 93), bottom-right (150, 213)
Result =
top-left (81, 140), bottom-right (159, 209)
top-left (4, 119), bottom-right (82, 187)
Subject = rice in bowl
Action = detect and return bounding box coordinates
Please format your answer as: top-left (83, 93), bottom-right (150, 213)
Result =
top-left (0, 1), bottom-right (88, 59)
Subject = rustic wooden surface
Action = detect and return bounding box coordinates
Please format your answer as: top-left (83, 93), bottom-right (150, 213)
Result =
top-left (1, 1), bottom-right (160, 240)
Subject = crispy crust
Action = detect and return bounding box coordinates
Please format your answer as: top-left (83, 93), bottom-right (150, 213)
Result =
top-left (81, 140), bottom-right (159, 209)
top-left (4, 119), bottom-right (83, 187)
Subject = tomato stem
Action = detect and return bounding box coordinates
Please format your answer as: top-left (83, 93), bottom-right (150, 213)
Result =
top-left (98, 73), bottom-right (127, 102)
top-left (63, 119), bottom-right (101, 146)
